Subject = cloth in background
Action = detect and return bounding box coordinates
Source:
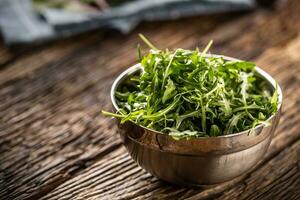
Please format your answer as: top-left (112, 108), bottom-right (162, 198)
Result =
top-left (0, 0), bottom-right (256, 46)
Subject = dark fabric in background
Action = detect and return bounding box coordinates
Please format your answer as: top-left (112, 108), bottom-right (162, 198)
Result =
top-left (0, 0), bottom-right (256, 46)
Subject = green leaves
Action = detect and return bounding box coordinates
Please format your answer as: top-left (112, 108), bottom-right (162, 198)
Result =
top-left (271, 84), bottom-right (279, 111)
top-left (162, 79), bottom-right (176, 103)
top-left (165, 128), bottom-right (203, 140)
top-left (210, 125), bottom-right (221, 137)
top-left (102, 36), bottom-right (278, 139)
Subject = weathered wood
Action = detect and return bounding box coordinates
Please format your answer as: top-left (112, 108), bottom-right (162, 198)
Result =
top-left (0, 45), bottom-right (14, 67)
top-left (0, 12), bottom-right (231, 200)
top-left (1, 0), bottom-right (300, 199)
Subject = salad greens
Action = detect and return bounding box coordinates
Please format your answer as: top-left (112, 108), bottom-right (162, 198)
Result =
top-left (102, 34), bottom-right (278, 139)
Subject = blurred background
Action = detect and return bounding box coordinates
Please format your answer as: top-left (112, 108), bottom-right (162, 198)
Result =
top-left (0, 0), bottom-right (275, 47)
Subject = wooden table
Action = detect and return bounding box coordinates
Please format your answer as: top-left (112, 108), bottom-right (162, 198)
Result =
top-left (1, 0), bottom-right (299, 199)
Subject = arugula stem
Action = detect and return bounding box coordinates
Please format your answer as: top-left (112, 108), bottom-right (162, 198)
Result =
top-left (102, 110), bottom-right (125, 118)
top-left (138, 34), bottom-right (158, 50)
top-left (161, 49), bottom-right (178, 90)
top-left (201, 40), bottom-right (213, 56)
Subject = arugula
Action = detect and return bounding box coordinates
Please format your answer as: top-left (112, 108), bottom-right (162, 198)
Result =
top-left (102, 34), bottom-right (278, 139)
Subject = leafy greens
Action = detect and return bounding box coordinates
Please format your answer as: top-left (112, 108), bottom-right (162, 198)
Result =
top-left (102, 35), bottom-right (278, 139)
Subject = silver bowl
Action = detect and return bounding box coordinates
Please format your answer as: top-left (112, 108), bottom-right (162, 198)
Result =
top-left (110, 55), bottom-right (283, 186)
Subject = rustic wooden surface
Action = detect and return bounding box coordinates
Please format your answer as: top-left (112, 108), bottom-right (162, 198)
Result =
top-left (1, 0), bottom-right (300, 199)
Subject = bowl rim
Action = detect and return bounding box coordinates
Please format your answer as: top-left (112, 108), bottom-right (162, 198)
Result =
top-left (110, 54), bottom-right (283, 139)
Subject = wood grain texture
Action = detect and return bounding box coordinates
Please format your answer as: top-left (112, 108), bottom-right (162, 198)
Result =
top-left (1, 0), bottom-right (300, 199)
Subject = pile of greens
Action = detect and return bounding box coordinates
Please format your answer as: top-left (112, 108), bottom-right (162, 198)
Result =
top-left (103, 35), bottom-right (278, 139)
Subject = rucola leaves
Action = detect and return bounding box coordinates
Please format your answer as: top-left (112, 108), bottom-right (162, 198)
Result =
top-left (102, 35), bottom-right (279, 139)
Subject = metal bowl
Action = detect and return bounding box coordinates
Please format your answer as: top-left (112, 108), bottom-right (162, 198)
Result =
top-left (110, 55), bottom-right (283, 186)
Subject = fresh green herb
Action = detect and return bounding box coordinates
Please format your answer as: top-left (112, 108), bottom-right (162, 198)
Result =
top-left (102, 34), bottom-right (279, 139)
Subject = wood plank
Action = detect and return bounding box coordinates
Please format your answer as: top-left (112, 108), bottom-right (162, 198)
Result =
top-left (39, 1), bottom-right (300, 199)
top-left (214, 140), bottom-right (300, 200)
top-left (39, 107), bottom-right (300, 200)
top-left (0, 45), bottom-right (14, 67)
top-left (0, 12), bottom-right (234, 200)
